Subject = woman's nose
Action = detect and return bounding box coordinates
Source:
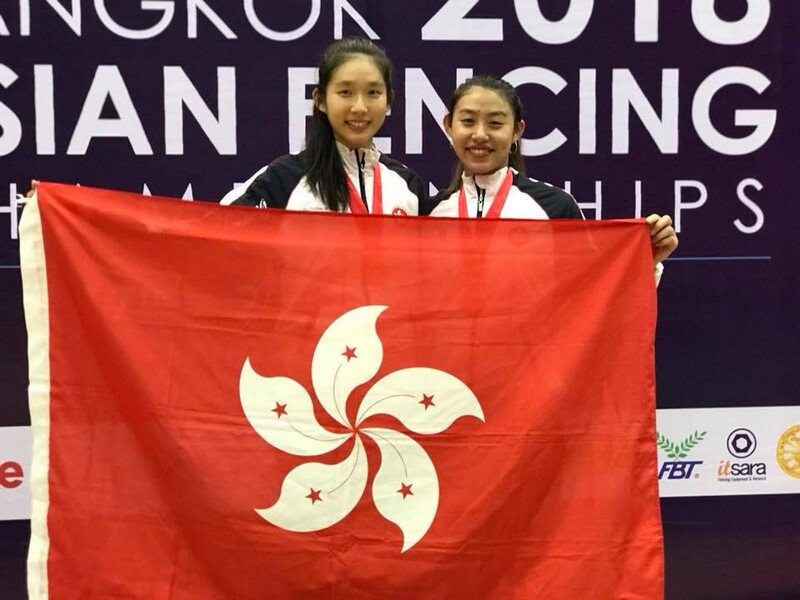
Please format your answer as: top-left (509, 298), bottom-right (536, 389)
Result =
top-left (472, 124), bottom-right (488, 140)
top-left (351, 95), bottom-right (367, 112)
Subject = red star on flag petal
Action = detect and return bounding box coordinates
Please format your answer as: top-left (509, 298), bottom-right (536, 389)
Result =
top-left (419, 394), bottom-right (435, 410)
top-left (397, 482), bottom-right (413, 499)
top-left (342, 346), bottom-right (357, 361)
top-left (306, 488), bottom-right (322, 504)
top-left (271, 402), bottom-right (288, 418)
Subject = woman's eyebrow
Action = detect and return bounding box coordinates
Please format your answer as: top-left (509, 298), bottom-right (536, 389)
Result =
top-left (333, 79), bottom-right (385, 86)
top-left (455, 108), bottom-right (509, 117)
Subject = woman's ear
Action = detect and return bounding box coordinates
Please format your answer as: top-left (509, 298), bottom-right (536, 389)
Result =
top-left (312, 88), bottom-right (326, 114)
top-left (514, 119), bottom-right (526, 140)
top-left (443, 114), bottom-right (453, 137)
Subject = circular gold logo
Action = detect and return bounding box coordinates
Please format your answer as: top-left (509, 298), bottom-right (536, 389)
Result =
top-left (776, 425), bottom-right (800, 479)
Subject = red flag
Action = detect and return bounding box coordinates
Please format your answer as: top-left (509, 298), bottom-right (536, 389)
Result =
top-left (21, 183), bottom-right (663, 599)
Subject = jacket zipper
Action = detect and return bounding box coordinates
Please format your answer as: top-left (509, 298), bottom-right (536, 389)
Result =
top-left (475, 178), bottom-right (486, 218)
top-left (356, 149), bottom-right (369, 211)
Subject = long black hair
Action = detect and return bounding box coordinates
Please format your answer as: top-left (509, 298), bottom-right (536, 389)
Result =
top-left (442, 76), bottom-right (526, 198)
top-left (305, 37), bottom-right (394, 211)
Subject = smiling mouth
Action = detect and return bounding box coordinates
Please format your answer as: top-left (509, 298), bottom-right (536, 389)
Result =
top-left (467, 147), bottom-right (492, 157)
top-left (346, 121), bottom-right (371, 130)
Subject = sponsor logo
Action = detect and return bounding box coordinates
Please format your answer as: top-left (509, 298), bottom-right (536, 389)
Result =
top-left (776, 424), bottom-right (800, 479)
top-left (718, 428), bottom-right (767, 482)
top-left (727, 428), bottom-right (756, 458)
top-left (657, 430), bottom-right (706, 480)
top-left (0, 461), bottom-right (24, 489)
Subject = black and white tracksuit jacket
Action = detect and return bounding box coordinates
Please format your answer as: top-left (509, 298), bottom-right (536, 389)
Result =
top-left (229, 142), bottom-right (427, 215)
top-left (427, 167), bottom-right (664, 284)
top-left (426, 167), bottom-right (583, 219)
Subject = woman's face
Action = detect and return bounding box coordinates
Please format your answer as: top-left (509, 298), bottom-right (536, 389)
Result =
top-left (315, 55), bottom-right (389, 150)
top-left (444, 87), bottom-right (525, 176)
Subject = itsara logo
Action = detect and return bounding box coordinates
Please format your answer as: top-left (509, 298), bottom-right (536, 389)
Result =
top-left (727, 428), bottom-right (756, 458)
top-left (657, 430), bottom-right (707, 480)
top-left (718, 428), bottom-right (766, 481)
top-left (776, 424), bottom-right (800, 479)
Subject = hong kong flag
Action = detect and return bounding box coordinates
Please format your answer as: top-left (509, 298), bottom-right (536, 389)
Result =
top-left (21, 183), bottom-right (663, 599)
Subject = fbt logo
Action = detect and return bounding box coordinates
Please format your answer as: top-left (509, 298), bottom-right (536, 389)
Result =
top-left (718, 428), bottom-right (767, 481)
top-left (657, 430), bottom-right (707, 480)
top-left (1, 460), bottom-right (24, 489)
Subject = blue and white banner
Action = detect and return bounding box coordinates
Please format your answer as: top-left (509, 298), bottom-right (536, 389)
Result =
top-left (0, 426), bottom-right (31, 521)
top-left (0, 6), bottom-right (798, 596)
top-left (656, 407), bottom-right (800, 498)
top-left (5, 405), bottom-right (800, 520)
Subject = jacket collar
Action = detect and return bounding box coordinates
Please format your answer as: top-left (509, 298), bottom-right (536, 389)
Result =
top-left (462, 166), bottom-right (512, 194)
top-left (336, 140), bottom-right (380, 174)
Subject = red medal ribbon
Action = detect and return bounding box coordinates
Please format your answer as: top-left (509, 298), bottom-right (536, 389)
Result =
top-left (457, 169), bottom-right (514, 219)
top-left (346, 162), bottom-right (382, 214)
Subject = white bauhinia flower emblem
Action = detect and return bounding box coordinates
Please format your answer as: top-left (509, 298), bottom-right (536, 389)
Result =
top-left (240, 305), bottom-right (484, 552)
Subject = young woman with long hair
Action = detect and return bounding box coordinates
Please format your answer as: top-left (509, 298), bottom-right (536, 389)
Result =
top-left (428, 76), bottom-right (677, 279)
top-left (227, 37), bottom-right (427, 216)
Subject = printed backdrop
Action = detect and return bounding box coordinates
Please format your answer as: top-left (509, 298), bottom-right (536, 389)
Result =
top-left (1, 2), bottom-right (799, 598)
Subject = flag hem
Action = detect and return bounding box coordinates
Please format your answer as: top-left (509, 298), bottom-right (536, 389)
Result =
top-left (19, 190), bottom-right (51, 600)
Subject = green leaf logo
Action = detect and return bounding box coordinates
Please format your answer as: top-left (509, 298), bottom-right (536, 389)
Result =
top-left (657, 430), bottom-right (707, 459)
